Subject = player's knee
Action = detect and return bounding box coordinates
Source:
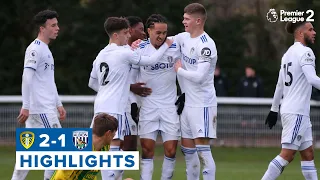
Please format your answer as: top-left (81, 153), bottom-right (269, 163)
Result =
top-left (141, 145), bottom-right (154, 158)
top-left (164, 146), bottom-right (177, 158)
top-left (300, 147), bottom-right (314, 161)
top-left (164, 141), bottom-right (178, 158)
top-left (279, 151), bottom-right (295, 163)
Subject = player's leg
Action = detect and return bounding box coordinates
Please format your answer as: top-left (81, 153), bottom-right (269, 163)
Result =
top-left (161, 133), bottom-right (178, 180)
top-left (159, 108), bottom-right (180, 180)
top-left (180, 107), bottom-right (200, 180)
top-left (39, 113), bottom-right (62, 180)
top-left (123, 112), bottom-right (138, 151)
top-left (140, 131), bottom-right (157, 180)
top-left (138, 107), bottom-right (159, 180)
top-left (11, 115), bottom-right (36, 180)
top-left (11, 114), bottom-right (60, 180)
top-left (190, 107), bottom-right (217, 180)
top-left (299, 126), bottom-right (318, 180)
top-left (118, 112), bottom-right (138, 180)
top-left (262, 114), bottom-right (306, 180)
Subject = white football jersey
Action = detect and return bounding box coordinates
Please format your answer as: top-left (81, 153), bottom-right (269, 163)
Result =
top-left (280, 42), bottom-right (316, 116)
top-left (91, 43), bottom-right (139, 115)
top-left (174, 32), bottom-right (217, 107)
top-left (136, 39), bottom-right (181, 108)
top-left (23, 39), bottom-right (59, 114)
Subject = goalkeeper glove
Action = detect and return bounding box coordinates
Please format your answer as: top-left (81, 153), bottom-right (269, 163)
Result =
top-left (130, 103), bottom-right (139, 124)
top-left (175, 93), bottom-right (185, 115)
top-left (265, 111), bottom-right (278, 129)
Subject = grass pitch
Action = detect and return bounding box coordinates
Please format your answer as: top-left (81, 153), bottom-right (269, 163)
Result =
top-left (1, 146), bottom-right (318, 180)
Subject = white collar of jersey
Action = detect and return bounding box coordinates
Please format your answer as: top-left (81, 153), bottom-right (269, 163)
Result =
top-left (188, 31), bottom-right (206, 39)
top-left (36, 38), bottom-right (48, 46)
top-left (294, 41), bottom-right (306, 47)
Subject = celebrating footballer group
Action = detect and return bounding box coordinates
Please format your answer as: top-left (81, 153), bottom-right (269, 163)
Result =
top-left (12, 1), bottom-right (319, 180)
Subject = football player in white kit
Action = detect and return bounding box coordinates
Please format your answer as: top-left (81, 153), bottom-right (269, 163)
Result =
top-left (133, 14), bottom-right (181, 180)
top-left (12, 10), bottom-right (66, 180)
top-left (88, 17), bottom-right (172, 180)
top-left (262, 22), bottom-right (318, 180)
top-left (122, 16), bottom-right (147, 152)
top-left (173, 3), bottom-right (218, 180)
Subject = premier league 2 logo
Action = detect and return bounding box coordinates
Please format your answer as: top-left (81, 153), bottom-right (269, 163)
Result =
top-left (73, 131), bottom-right (89, 150)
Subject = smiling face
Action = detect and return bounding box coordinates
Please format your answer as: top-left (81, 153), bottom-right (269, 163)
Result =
top-left (130, 22), bottom-right (146, 41)
top-left (148, 22), bottom-right (167, 49)
top-left (182, 13), bottom-right (200, 33)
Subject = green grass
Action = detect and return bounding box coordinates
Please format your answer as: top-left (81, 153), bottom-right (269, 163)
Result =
top-left (1, 146), bottom-right (319, 180)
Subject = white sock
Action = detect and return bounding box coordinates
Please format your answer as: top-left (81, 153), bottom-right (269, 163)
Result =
top-left (262, 155), bottom-right (289, 180)
top-left (11, 165), bottom-right (29, 180)
top-left (140, 158), bottom-right (154, 180)
top-left (101, 146), bottom-right (121, 180)
top-left (44, 170), bottom-right (54, 180)
top-left (161, 156), bottom-right (176, 180)
top-left (181, 146), bottom-right (200, 180)
top-left (301, 160), bottom-right (318, 180)
top-left (196, 145), bottom-right (216, 180)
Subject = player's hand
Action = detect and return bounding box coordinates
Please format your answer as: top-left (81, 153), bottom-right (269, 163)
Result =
top-left (265, 111), bottom-right (278, 129)
top-left (131, 39), bottom-right (141, 50)
top-left (17, 108), bottom-right (29, 124)
top-left (130, 82), bottom-right (152, 97)
top-left (131, 103), bottom-right (139, 124)
top-left (165, 38), bottom-right (173, 47)
top-left (175, 59), bottom-right (182, 72)
top-left (175, 93), bottom-right (185, 115)
top-left (57, 106), bottom-right (66, 121)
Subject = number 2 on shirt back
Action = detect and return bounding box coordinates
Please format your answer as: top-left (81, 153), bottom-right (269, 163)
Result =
top-left (100, 62), bottom-right (109, 86)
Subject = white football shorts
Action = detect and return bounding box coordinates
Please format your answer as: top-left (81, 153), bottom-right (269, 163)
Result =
top-left (180, 106), bottom-right (217, 139)
top-left (138, 107), bottom-right (180, 142)
top-left (123, 112), bottom-right (138, 136)
top-left (281, 113), bottom-right (313, 151)
top-left (26, 113), bottom-right (61, 128)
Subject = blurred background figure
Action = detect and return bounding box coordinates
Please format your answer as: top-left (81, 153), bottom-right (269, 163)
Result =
top-left (214, 65), bottom-right (228, 97)
top-left (238, 65), bottom-right (263, 97)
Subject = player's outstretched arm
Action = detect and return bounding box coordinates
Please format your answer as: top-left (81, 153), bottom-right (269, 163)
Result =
top-left (130, 39), bottom-right (173, 66)
top-left (175, 59), bottom-right (210, 84)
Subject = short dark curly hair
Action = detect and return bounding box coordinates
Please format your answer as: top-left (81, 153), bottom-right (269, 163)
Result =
top-left (104, 17), bottom-right (129, 36)
top-left (33, 10), bottom-right (58, 29)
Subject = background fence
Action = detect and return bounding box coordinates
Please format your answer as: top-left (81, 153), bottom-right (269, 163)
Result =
top-left (1, 96), bottom-right (320, 148)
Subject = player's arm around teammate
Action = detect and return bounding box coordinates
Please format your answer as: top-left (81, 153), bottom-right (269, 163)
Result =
top-left (131, 14), bottom-right (182, 180)
top-left (173, 3), bottom-right (218, 180)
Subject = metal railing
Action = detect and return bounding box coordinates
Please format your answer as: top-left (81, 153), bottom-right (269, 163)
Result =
top-left (1, 96), bottom-right (320, 148)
